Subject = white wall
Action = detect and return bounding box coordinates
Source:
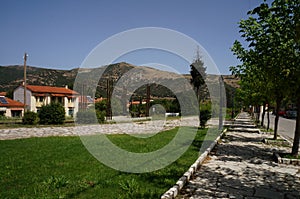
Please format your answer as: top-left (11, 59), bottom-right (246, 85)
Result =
top-left (13, 86), bottom-right (31, 111)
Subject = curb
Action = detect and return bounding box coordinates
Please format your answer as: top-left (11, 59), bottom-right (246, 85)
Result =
top-left (160, 128), bottom-right (227, 199)
top-left (273, 152), bottom-right (300, 166)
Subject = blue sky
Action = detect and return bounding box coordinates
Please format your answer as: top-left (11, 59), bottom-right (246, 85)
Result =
top-left (0, 0), bottom-right (269, 74)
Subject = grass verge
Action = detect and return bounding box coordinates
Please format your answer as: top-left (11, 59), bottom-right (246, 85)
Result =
top-left (0, 127), bottom-right (206, 198)
top-left (282, 153), bottom-right (300, 160)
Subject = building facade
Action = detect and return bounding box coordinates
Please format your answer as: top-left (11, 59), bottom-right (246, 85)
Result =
top-left (14, 85), bottom-right (79, 117)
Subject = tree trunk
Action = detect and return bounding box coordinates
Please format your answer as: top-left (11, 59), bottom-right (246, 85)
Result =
top-left (291, 96), bottom-right (300, 156)
top-left (274, 99), bottom-right (281, 140)
top-left (256, 105), bottom-right (260, 124)
top-left (261, 103), bottom-right (266, 127)
top-left (267, 107), bottom-right (270, 131)
top-left (197, 87), bottom-right (201, 127)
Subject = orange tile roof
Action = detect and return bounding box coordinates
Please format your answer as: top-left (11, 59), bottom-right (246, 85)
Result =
top-left (0, 92), bottom-right (7, 96)
top-left (94, 97), bottom-right (106, 103)
top-left (0, 97), bottom-right (24, 108)
top-left (25, 85), bottom-right (79, 95)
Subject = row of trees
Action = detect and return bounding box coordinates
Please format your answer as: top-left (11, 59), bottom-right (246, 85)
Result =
top-left (230, 0), bottom-right (300, 156)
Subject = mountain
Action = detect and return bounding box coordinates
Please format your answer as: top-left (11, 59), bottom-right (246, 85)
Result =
top-left (0, 62), bottom-right (239, 100)
top-left (73, 62), bottom-right (193, 98)
top-left (0, 65), bottom-right (78, 92)
top-left (0, 63), bottom-right (193, 98)
top-left (222, 75), bottom-right (240, 89)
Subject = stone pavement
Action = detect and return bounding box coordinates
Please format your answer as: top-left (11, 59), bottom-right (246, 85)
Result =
top-left (177, 112), bottom-right (300, 199)
top-left (0, 116), bottom-right (198, 140)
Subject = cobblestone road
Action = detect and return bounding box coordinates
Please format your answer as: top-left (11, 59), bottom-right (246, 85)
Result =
top-left (177, 112), bottom-right (300, 199)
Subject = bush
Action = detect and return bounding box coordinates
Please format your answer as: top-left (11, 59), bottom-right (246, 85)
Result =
top-left (0, 115), bottom-right (7, 120)
top-left (200, 110), bottom-right (211, 128)
top-left (95, 100), bottom-right (106, 112)
top-left (76, 110), bottom-right (97, 124)
top-left (76, 109), bottom-right (106, 124)
top-left (23, 111), bottom-right (39, 125)
top-left (199, 101), bottom-right (212, 128)
top-left (96, 110), bottom-right (105, 123)
top-left (38, 103), bottom-right (65, 125)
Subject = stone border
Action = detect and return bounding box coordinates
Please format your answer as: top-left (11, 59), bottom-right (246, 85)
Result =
top-left (263, 135), bottom-right (300, 166)
top-left (160, 128), bottom-right (227, 199)
top-left (262, 138), bottom-right (291, 147)
top-left (273, 152), bottom-right (300, 166)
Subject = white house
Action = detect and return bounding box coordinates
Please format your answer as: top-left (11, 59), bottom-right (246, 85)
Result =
top-left (14, 85), bottom-right (79, 117)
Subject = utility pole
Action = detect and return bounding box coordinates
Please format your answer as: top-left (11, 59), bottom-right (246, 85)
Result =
top-left (121, 86), bottom-right (127, 116)
top-left (146, 84), bottom-right (150, 117)
top-left (219, 75), bottom-right (223, 130)
top-left (23, 53), bottom-right (28, 112)
top-left (106, 78), bottom-right (112, 120)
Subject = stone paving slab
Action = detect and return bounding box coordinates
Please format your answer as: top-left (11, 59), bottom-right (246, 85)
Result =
top-left (177, 112), bottom-right (300, 199)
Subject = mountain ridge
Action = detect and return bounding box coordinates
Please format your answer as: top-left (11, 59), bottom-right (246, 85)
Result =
top-left (0, 62), bottom-right (239, 99)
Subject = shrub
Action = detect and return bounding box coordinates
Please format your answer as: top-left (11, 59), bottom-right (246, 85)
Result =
top-left (76, 109), bottom-right (106, 124)
top-left (199, 101), bottom-right (212, 128)
top-left (96, 110), bottom-right (105, 123)
top-left (95, 100), bottom-right (106, 112)
top-left (38, 103), bottom-right (65, 125)
top-left (200, 109), bottom-right (211, 128)
top-left (0, 115), bottom-right (7, 120)
top-left (23, 111), bottom-right (39, 125)
top-left (76, 110), bottom-right (97, 124)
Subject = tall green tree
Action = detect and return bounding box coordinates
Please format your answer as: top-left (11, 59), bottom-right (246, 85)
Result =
top-left (190, 48), bottom-right (206, 101)
top-left (190, 47), bottom-right (208, 127)
top-left (231, 0), bottom-right (300, 156)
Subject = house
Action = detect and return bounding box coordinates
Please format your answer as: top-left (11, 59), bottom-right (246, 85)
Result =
top-left (78, 95), bottom-right (95, 109)
top-left (13, 85), bottom-right (79, 117)
top-left (0, 95), bottom-right (24, 117)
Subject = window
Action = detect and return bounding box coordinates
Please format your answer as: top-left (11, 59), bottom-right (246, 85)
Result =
top-left (68, 108), bottom-right (74, 117)
top-left (11, 110), bottom-right (22, 117)
top-left (36, 96), bottom-right (44, 102)
top-left (58, 97), bottom-right (63, 104)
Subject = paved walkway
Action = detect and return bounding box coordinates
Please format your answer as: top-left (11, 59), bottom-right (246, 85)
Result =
top-left (177, 112), bottom-right (300, 199)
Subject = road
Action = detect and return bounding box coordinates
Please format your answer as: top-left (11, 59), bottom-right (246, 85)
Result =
top-left (261, 113), bottom-right (296, 142)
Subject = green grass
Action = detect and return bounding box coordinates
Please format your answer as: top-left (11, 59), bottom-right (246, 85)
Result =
top-left (224, 108), bottom-right (239, 120)
top-left (264, 137), bottom-right (291, 147)
top-left (0, 127), bottom-right (207, 198)
top-left (260, 128), bottom-right (273, 132)
top-left (283, 154), bottom-right (300, 159)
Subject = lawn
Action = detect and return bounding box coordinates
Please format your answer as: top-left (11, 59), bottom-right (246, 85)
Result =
top-left (0, 127), bottom-right (207, 198)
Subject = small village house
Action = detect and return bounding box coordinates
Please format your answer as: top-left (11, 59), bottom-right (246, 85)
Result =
top-left (13, 85), bottom-right (79, 117)
top-left (78, 95), bottom-right (95, 109)
top-left (0, 94), bottom-right (24, 117)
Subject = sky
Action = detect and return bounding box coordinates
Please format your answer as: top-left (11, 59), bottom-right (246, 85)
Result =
top-left (0, 0), bottom-right (270, 74)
